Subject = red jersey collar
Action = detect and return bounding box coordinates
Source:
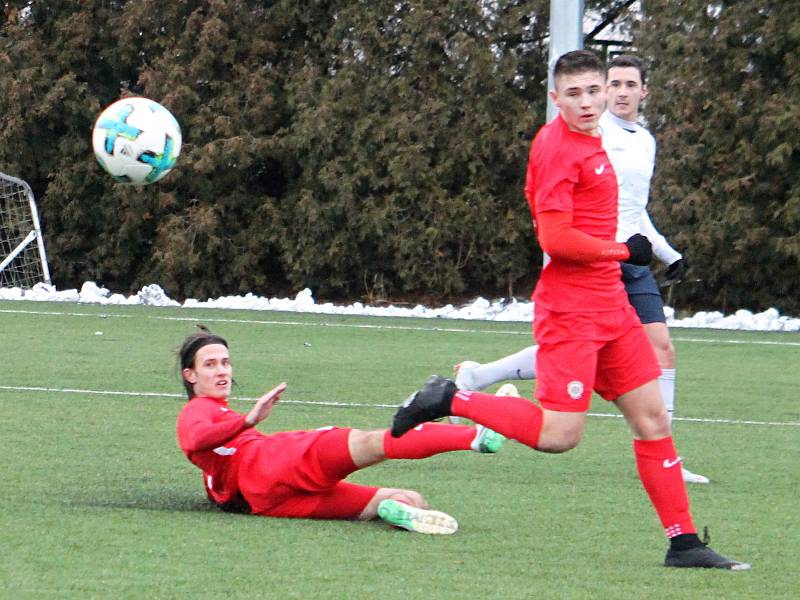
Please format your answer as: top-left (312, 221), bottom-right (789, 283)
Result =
top-left (191, 395), bottom-right (229, 406)
top-left (555, 113), bottom-right (602, 146)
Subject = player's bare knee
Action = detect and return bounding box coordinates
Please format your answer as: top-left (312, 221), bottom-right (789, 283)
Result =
top-left (539, 438), bottom-right (581, 453)
top-left (651, 411), bottom-right (672, 438)
top-left (537, 429), bottom-right (583, 453)
top-left (649, 333), bottom-right (675, 368)
top-left (657, 347), bottom-right (675, 370)
top-left (631, 407), bottom-right (671, 439)
top-left (347, 428), bottom-right (367, 450)
top-left (538, 411), bottom-right (585, 452)
top-left (348, 429), bottom-right (385, 466)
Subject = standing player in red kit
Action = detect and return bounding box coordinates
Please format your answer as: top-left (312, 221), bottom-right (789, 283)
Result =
top-left (392, 51), bottom-right (749, 569)
top-left (176, 328), bottom-right (504, 534)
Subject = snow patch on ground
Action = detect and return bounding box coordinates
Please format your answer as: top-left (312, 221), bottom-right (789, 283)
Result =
top-left (1, 281), bottom-right (799, 332)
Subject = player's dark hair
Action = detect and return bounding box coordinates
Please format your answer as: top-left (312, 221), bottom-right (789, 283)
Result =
top-left (178, 325), bottom-right (228, 399)
top-left (607, 54), bottom-right (647, 85)
top-left (553, 50), bottom-right (605, 82)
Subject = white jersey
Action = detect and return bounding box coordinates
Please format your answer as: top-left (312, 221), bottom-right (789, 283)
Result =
top-left (600, 110), bottom-right (681, 266)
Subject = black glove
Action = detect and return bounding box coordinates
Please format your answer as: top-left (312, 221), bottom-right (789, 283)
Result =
top-left (624, 233), bottom-right (652, 266)
top-left (666, 258), bottom-right (687, 280)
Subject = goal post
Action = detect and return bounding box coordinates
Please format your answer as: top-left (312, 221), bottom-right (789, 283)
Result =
top-left (0, 171), bottom-right (52, 289)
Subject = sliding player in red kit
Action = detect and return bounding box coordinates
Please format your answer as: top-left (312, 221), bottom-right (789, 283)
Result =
top-left (391, 51), bottom-right (749, 569)
top-left (176, 328), bottom-right (504, 534)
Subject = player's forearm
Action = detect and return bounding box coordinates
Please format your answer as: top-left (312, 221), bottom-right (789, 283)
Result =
top-left (181, 415), bottom-right (249, 452)
top-left (537, 210), bottom-right (629, 262)
top-left (640, 212), bottom-right (681, 265)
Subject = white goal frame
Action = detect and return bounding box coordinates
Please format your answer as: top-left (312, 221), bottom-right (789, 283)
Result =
top-left (0, 171), bottom-right (52, 288)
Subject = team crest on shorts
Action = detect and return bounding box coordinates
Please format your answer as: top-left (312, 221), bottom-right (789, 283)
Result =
top-left (567, 380), bottom-right (584, 400)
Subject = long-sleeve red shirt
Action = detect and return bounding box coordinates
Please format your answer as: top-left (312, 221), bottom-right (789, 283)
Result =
top-left (176, 396), bottom-right (263, 505)
top-left (525, 114), bottom-right (629, 312)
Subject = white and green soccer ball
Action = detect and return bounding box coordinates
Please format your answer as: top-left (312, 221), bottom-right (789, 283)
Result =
top-left (92, 97), bottom-right (182, 184)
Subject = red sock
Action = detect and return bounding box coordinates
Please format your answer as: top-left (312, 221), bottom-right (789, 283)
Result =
top-left (382, 423), bottom-right (475, 459)
top-left (633, 437), bottom-right (696, 538)
top-left (451, 390), bottom-right (543, 449)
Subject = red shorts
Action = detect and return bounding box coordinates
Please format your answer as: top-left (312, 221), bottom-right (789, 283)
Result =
top-left (236, 427), bottom-right (378, 519)
top-left (533, 304), bottom-right (662, 412)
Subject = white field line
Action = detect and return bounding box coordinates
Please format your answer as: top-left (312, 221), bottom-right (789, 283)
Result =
top-left (150, 314), bottom-right (526, 335)
top-left (3, 307), bottom-right (800, 345)
top-left (670, 336), bottom-right (800, 347)
top-left (0, 308), bottom-right (133, 318)
top-left (0, 307), bottom-right (521, 335)
top-left (0, 385), bottom-right (379, 407)
top-left (1, 384), bottom-right (798, 427)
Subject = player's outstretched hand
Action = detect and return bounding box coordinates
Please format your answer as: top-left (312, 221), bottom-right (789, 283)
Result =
top-left (666, 258), bottom-right (687, 280)
top-left (245, 382), bottom-right (287, 427)
top-left (624, 233), bottom-right (652, 266)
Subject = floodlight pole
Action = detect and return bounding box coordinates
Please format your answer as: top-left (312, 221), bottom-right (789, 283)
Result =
top-left (546, 0), bottom-right (585, 122)
top-left (541, 0), bottom-right (584, 268)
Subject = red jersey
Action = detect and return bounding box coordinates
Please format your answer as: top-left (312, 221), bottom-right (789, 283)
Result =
top-left (526, 115), bottom-right (628, 312)
top-left (176, 395), bottom-right (263, 506)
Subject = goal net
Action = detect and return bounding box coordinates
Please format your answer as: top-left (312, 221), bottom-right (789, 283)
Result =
top-left (0, 172), bottom-right (51, 289)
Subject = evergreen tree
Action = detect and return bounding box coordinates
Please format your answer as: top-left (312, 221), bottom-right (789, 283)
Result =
top-left (636, 0), bottom-right (800, 313)
top-left (2, 1), bottom-right (293, 298)
top-left (10, 1), bottom-right (791, 311)
top-left (278, 0), bottom-right (548, 301)
top-left (2, 0), bottom-right (552, 301)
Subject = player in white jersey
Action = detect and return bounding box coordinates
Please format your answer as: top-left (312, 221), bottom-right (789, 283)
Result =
top-left (452, 55), bottom-right (708, 484)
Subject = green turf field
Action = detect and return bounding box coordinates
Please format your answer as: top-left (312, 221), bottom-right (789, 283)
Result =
top-left (1, 301), bottom-right (798, 599)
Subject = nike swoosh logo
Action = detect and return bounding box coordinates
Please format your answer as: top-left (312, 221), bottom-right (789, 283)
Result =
top-left (595, 164), bottom-right (605, 175)
top-left (663, 457), bottom-right (682, 469)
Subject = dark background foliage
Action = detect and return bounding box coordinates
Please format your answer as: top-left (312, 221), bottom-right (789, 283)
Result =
top-left (1, 1), bottom-right (797, 312)
top-left (635, 0), bottom-right (800, 314)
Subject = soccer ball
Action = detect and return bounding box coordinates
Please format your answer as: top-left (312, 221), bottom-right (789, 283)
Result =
top-left (92, 97), bottom-right (182, 184)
